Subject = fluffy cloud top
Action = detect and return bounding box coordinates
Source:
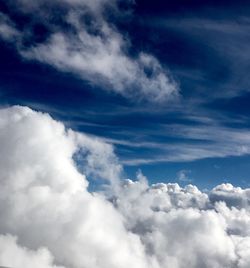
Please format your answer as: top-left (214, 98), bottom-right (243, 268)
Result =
top-left (0, 106), bottom-right (153, 268)
top-left (0, 0), bottom-right (178, 102)
top-left (1, 106), bottom-right (250, 268)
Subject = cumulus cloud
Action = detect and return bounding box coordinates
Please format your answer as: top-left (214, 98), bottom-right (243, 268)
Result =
top-left (0, 235), bottom-right (64, 268)
top-left (113, 178), bottom-right (250, 268)
top-left (0, 0), bottom-right (178, 102)
top-left (0, 106), bottom-right (154, 268)
top-left (1, 106), bottom-right (250, 268)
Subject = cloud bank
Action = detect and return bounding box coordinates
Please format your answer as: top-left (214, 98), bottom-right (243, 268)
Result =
top-left (0, 106), bottom-right (250, 267)
top-left (0, 0), bottom-right (178, 102)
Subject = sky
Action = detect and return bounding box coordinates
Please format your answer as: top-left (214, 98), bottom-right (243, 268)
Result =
top-left (1, 0), bottom-right (250, 189)
top-left (2, 1), bottom-right (250, 268)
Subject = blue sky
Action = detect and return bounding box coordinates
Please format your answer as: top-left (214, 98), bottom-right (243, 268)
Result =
top-left (1, 0), bottom-right (250, 189)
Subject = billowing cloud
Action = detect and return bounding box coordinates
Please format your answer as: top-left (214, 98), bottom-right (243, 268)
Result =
top-left (1, 106), bottom-right (250, 268)
top-left (0, 0), bottom-right (178, 102)
top-left (0, 234), bottom-right (65, 268)
top-left (0, 106), bottom-right (154, 268)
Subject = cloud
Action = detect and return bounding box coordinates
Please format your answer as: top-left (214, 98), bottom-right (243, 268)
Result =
top-left (0, 106), bottom-right (152, 268)
top-left (1, 106), bottom-right (250, 267)
top-left (149, 16), bottom-right (250, 99)
top-left (107, 120), bottom-right (250, 165)
top-left (0, 235), bottom-right (64, 268)
top-left (177, 169), bottom-right (192, 182)
top-left (0, 13), bottom-right (20, 41)
top-left (0, 0), bottom-right (178, 103)
top-left (114, 178), bottom-right (250, 268)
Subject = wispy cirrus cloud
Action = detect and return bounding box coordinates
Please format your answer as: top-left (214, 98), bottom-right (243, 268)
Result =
top-left (145, 16), bottom-right (250, 100)
top-left (0, 0), bottom-right (178, 103)
top-left (102, 117), bottom-right (250, 165)
top-left (0, 13), bottom-right (19, 41)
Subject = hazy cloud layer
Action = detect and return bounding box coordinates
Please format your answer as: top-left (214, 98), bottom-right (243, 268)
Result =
top-left (1, 106), bottom-right (250, 267)
top-left (0, 0), bottom-right (178, 102)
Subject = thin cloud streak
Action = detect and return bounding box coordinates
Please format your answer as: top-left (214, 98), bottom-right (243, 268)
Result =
top-left (109, 123), bottom-right (250, 165)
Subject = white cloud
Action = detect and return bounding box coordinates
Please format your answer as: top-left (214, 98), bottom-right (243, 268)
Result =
top-left (0, 234), bottom-right (65, 268)
top-left (113, 179), bottom-right (250, 268)
top-left (0, 106), bottom-right (153, 268)
top-left (111, 122), bottom-right (250, 165)
top-left (0, 0), bottom-right (178, 102)
top-left (0, 13), bottom-right (20, 41)
top-left (177, 169), bottom-right (192, 182)
top-left (1, 106), bottom-right (250, 268)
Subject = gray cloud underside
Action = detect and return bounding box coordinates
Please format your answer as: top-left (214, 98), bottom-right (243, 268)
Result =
top-left (1, 106), bottom-right (250, 268)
